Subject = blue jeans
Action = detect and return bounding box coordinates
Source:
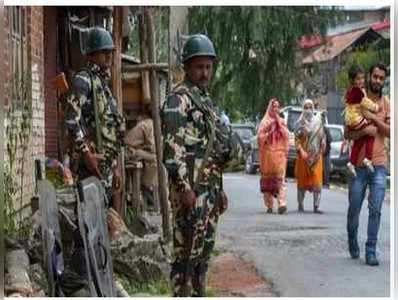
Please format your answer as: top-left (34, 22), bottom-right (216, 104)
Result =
top-left (347, 166), bottom-right (386, 256)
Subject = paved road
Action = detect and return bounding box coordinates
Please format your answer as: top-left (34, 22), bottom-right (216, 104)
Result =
top-left (216, 172), bottom-right (390, 297)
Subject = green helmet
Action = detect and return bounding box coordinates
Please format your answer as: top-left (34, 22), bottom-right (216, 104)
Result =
top-left (182, 34), bottom-right (216, 63)
top-left (85, 27), bottom-right (115, 55)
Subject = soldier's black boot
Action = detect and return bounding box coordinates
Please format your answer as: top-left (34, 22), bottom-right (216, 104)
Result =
top-left (192, 262), bottom-right (208, 297)
top-left (171, 262), bottom-right (192, 297)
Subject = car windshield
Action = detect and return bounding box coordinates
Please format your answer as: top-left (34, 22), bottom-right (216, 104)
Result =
top-left (329, 127), bottom-right (343, 142)
top-left (233, 127), bottom-right (254, 140)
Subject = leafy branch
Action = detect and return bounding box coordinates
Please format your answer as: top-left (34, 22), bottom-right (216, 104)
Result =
top-left (189, 6), bottom-right (341, 121)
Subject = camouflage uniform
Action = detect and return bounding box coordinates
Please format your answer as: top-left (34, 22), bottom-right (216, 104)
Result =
top-left (162, 79), bottom-right (233, 296)
top-left (65, 61), bottom-right (124, 201)
top-left (64, 61), bottom-right (124, 291)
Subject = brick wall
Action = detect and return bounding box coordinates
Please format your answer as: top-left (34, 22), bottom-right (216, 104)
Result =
top-left (4, 8), bottom-right (10, 107)
top-left (44, 7), bottom-right (58, 159)
top-left (4, 6), bottom-right (45, 215)
top-left (28, 6), bottom-right (45, 207)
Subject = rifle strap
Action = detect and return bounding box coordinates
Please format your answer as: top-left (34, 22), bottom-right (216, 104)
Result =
top-left (83, 68), bottom-right (103, 154)
top-left (185, 91), bottom-right (216, 189)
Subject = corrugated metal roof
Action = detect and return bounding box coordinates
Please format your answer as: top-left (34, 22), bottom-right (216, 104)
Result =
top-left (302, 28), bottom-right (380, 64)
top-left (298, 34), bottom-right (323, 49)
top-left (326, 20), bottom-right (375, 36)
top-left (298, 19), bottom-right (390, 50)
top-left (371, 19), bottom-right (390, 31)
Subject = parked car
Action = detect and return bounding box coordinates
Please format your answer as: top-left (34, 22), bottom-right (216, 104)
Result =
top-left (231, 123), bottom-right (255, 159)
top-left (245, 134), bottom-right (259, 174)
top-left (326, 124), bottom-right (349, 178)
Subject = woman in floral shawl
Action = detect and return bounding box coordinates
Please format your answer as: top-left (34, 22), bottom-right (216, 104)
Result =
top-left (294, 99), bottom-right (326, 214)
top-left (257, 98), bottom-right (289, 214)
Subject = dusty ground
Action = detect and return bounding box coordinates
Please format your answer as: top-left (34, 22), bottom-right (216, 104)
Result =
top-left (208, 252), bottom-right (275, 297)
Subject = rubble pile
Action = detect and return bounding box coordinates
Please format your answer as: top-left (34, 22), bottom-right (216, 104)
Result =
top-left (5, 185), bottom-right (170, 297)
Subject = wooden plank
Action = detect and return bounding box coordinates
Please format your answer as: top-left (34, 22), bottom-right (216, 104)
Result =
top-left (111, 6), bottom-right (124, 111)
top-left (145, 7), bottom-right (171, 242)
top-left (138, 10), bottom-right (151, 103)
top-left (122, 72), bottom-right (141, 81)
top-left (123, 83), bottom-right (142, 104)
top-left (112, 6), bottom-right (126, 217)
top-left (122, 63), bottom-right (168, 72)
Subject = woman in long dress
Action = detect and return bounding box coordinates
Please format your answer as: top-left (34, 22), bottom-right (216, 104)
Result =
top-left (257, 98), bottom-right (290, 214)
top-left (294, 99), bottom-right (326, 214)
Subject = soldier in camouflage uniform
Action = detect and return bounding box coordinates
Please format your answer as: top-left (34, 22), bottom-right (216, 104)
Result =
top-left (161, 34), bottom-right (233, 297)
top-left (65, 27), bottom-right (124, 214)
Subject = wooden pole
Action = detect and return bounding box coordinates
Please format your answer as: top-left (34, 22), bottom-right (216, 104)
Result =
top-left (111, 7), bottom-right (123, 106)
top-left (131, 163), bottom-right (143, 217)
top-left (167, 7), bottom-right (172, 93)
top-left (138, 11), bottom-right (151, 103)
top-left (111, 6), bottom-right (126, 218)
top-left (145, 7), bottom-right (171, 242)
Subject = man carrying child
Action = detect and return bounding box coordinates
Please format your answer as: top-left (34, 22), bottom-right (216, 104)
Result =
top-left (344, 62), bottom-right (390, 266)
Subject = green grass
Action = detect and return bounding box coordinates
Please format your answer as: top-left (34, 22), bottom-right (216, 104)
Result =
top-left (119, 276), bottom-right (218, 297)
top-left (212, 248), bottom-right (222, 257)
top-left (119, 277), bottom-right (171, 296)
top-left (206, 286), bottom-right (217, 297)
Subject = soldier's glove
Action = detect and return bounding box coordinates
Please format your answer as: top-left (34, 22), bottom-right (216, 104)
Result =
top-left (81, 145), bottom-right (103, 179)
top-left (218, 190), bottom-right (228, 215)
top-left (180, 188), bottom-right (196, 211)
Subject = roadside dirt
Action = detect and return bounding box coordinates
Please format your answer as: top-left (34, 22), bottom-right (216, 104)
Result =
top-left (208, 252), bottom-right (276, 297)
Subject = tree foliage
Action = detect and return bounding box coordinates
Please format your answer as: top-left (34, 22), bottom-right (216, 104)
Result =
top-left (336, 44), bottom-right (390, 93)
top-left (127, 7), bottom-right (169, 63)
top-left (189, 6), bottom-right (340, 121)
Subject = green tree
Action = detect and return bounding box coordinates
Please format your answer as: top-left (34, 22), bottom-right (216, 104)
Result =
top-left (189, 6), bottom-right (340, 121)
top-left (336, 44), bottom-right (390, 93)
top-left (127, 7), bottom-right (169, 63)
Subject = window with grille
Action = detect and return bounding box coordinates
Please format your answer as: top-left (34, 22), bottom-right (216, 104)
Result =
top-left (8, 6), bottom-right (27, 105)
